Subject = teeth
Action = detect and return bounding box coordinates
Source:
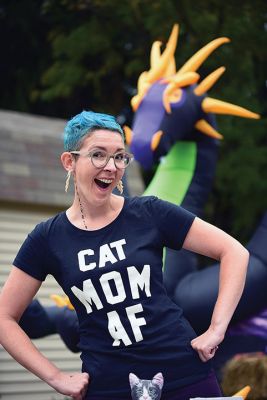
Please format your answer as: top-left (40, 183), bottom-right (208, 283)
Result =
top-left (98, 178), bottom-right (112, 184)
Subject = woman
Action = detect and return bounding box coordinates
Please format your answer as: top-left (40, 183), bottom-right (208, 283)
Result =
top-left (0, 110), bottom-right (249, 400)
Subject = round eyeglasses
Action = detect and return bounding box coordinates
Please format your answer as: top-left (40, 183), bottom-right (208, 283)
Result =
top-left (70, 149), bottom-right (134, 169)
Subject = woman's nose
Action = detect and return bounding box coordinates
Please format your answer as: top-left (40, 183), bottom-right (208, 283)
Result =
top-left (104, 156), bottom-right (117, 171)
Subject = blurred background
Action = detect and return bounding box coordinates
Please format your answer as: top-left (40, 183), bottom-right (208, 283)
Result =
top-left (0, 0), bottom-right (267, 240)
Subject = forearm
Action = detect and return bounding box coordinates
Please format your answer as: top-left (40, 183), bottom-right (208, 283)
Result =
top-left (191, 243), bottom-right (249, 362)
top-left (186, 218), bottom-right (250, 361)
top-left (209, 243), bottom-right (249, 336)
top-left (0, 316), bottom-right (60, 387)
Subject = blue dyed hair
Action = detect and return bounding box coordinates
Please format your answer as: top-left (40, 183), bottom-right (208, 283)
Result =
top-left (64, 110), bottom-right (124, 151)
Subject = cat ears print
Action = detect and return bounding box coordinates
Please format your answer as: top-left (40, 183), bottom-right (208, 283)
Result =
top-left (129, 372), bottom-right (164, 388)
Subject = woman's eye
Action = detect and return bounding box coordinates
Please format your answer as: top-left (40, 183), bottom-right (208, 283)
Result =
top-left (115, 153), bottom-right (124, 161)
top-left (92, 151), bottom-right (106, 159)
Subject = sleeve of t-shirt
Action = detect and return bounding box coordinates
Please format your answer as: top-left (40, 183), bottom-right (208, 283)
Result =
top-left (13, 222), bottom-right (49, 281)
top-left (149, 196), bottom-right (196, 250)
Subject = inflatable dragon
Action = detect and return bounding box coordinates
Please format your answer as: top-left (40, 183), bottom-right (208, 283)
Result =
top-left (122, 24), bottom-right (267, 375)
top-left (123, 23), bottom-right (267, 328)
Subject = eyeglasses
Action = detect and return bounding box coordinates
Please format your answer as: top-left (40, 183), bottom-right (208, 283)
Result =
top-left (70, 149), bottom-right (134, 169)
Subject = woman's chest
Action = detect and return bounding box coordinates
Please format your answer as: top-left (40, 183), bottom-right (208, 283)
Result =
top-left (51, 227), bottom-right (163, 302)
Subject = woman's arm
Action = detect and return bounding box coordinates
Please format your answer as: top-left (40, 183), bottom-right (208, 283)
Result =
top-left (182, 217), bottom-right (249, 362)
top-left (0, 266), bottom-right (89, 400)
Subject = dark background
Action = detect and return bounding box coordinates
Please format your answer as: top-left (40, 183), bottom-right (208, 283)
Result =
top-left (1, 0), bottom-right (267, 242)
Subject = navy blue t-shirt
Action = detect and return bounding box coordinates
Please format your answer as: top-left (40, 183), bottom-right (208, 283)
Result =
top-left (13, 196), bottom-right (211, 398)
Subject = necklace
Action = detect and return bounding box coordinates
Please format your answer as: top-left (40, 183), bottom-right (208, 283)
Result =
top-left (74, 181), bottom-right (120, 231)
top-left (74, 180), bottom-right (88, 230)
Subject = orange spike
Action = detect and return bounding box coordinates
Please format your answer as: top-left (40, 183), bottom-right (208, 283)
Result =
top-left (162, 95), bottom-right (172, 114)
top-left (195, 119), bottom-right (223, 139)
top-left (50, 294), bottom-right (74, 309)
top-left (151, 130), bottom-right (164, 151)
top-left (163, 85), bottom-right (182, 114)
top-left (137, 71), bottom-right (149, 93)
top-left (150, 41), bottom-right (162, 69)
top-left (131, 72), bottom-right (152, 111)
top-left (131, 95), bottom-right (141, 112)
top-left (164, 71), bottom-right (200, 86)
top-left (194, 66), bottom-right (226, 96)
top-left (147, 24), bottom-right (179, 83)
top-left (202, 97), bottom-right (260, 119)
top-left (131, 25), bottom-right (179, 109)
top-left (176, 37), bottom-right (230, 76)
top-left (65, 297), bottom-right (75, 311)
top-left (232, 385), bottom-right (251, 399)
top-left (164, 56), bottom-right (176, 77)
top-left (123, 125), bottom-right (133, 146)
top-left (50, 294), bottom-right (67, 307)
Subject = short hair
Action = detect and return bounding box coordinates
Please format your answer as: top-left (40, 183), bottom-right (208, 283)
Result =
top-left (63, 110), bottom-right (124, 151)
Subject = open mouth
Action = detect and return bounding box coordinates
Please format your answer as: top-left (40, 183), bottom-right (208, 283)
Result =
top-left (94, 178), bottom-right (113, 189)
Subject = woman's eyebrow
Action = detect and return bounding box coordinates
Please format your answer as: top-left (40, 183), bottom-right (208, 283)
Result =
top-left (87, 146), bottom-right (125, 152)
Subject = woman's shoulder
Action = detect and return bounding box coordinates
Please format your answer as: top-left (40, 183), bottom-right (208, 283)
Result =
top-left (126, 195), bottom-right (158, 207)
top-left (125, 196), bottom-right (194, 225)
top-left (123, 195), bottom-right (166, 222)
top-left (126, 195), bottom-right (179, 213)
top-left (32, 211), bottom-right (66, 237)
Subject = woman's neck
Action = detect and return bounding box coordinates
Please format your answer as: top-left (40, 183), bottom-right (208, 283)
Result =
top-left (67, 194), bottom-right (124, 231)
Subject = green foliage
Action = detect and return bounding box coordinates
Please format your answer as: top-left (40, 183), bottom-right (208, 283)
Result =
top-left (208, 116), bottom-right (267, 241)
top-left (1, 0), bottom-right (267, 240)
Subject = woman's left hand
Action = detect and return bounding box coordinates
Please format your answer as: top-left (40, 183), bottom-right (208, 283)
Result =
top-left (190, 327), bottom-right (224, 362)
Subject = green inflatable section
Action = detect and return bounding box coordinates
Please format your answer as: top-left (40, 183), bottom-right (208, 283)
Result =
top-left (144, 142), bottom-right (197, 206)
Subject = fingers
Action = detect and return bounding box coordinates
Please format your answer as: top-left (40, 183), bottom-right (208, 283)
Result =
top-left (72, 387), bottom-right (87, 400)
top-left (51, 371), bottom-right (89, 400)
top-left (191, 335), bottom-right (219, 362)
top-left (193, 344), bottom-right (219, 362)
top-left (80, 373), bottom-right (89, 399)
top-left (70, 372), bottom-right (89, 399)
top-left (80, 383), bottom-right (88, 399)
top-left (191, 329), bottom-right (222, 363)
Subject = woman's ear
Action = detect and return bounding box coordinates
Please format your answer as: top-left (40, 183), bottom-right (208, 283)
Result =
top-left (61, 152), bottom-right (74, 171)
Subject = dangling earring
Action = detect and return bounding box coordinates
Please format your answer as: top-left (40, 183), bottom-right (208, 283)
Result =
top-left (117, 180), bottom-right (123, 195)
top-left (65, 171), bottom-right (71, 193)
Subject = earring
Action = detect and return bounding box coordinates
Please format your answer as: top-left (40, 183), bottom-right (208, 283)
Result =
top-left (65, 171), bottom-right (71, 193)
top-left (116, 180), bottom-right (123, 195)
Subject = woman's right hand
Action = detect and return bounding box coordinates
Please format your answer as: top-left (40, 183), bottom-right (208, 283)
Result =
top-left (49, 371), bottom-right (90, 399)
top-left (0, 268), bottom-right (89, 399)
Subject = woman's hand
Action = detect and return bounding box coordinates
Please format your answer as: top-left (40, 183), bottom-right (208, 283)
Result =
top-left (190, 327), bottom-right (224, 362)
top-left (49, 371), bottom-right (90, 399)
top-left (184, 217), bottom-right (249, 362)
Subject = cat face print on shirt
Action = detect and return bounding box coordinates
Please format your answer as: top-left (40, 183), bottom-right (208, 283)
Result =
top-left (129, 372), bottom-right (164, 400)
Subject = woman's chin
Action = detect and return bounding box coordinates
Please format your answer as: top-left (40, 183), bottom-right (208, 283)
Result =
top-left (93, 182), bottom-right (114, 200)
